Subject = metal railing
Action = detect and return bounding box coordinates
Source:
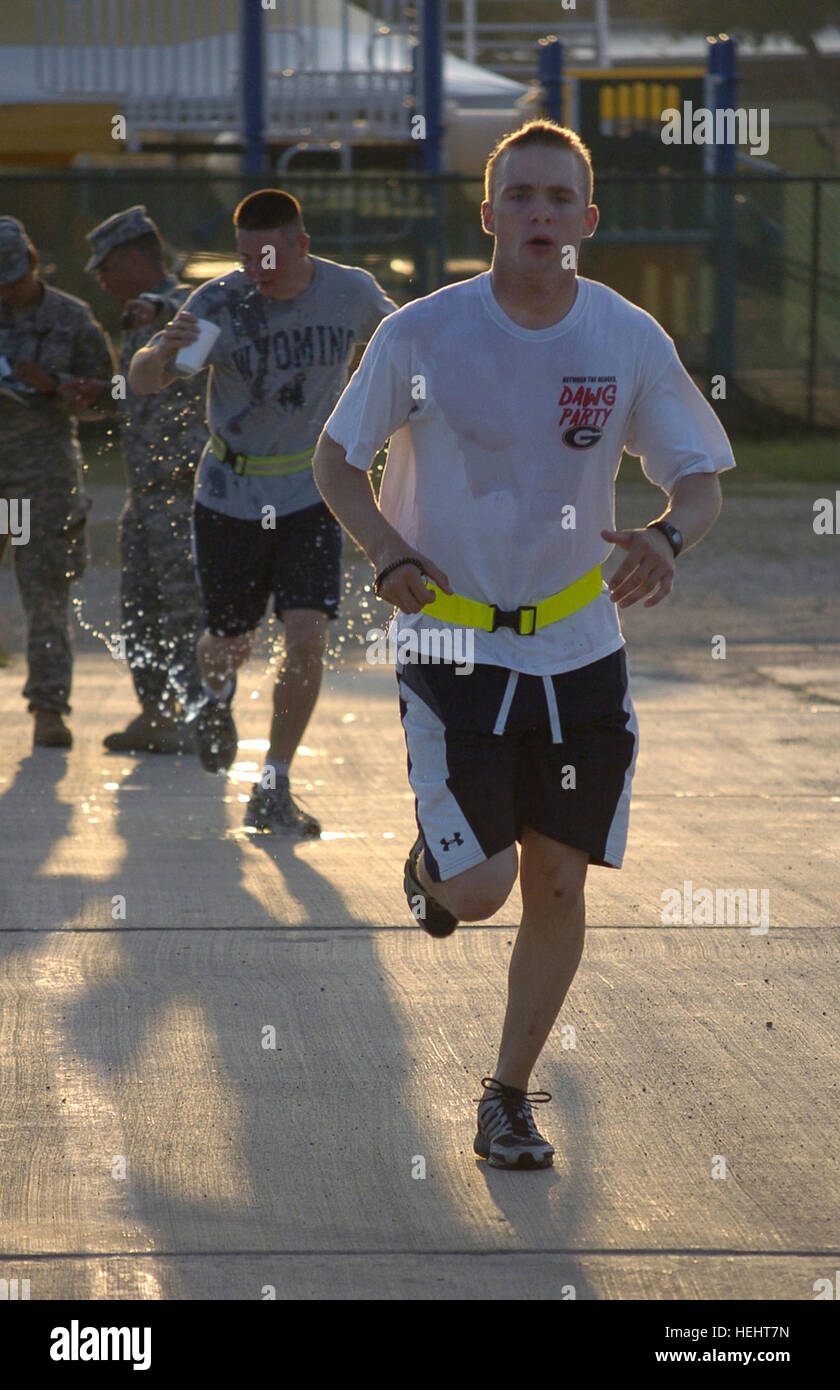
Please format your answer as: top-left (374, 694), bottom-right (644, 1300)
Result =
top-left (447, 0), bottom-right (611, 76)
top-left (34, 0), bottom-right (414, 143)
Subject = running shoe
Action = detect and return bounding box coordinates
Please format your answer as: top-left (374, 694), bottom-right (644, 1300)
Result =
top-left (244, 779), bottom-right (321, 836)
top-left (403, 834), bottom-right (458, 937)
top-left (192, 696), bottom-right (238, 773)
top-left (474, 1076), bottom-right (555, 1169)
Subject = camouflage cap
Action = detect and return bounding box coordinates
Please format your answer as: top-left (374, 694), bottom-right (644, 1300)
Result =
top-left (0, 216), bottom-right (33, 285)
top-left (84, 204), bottom-right (161, 272)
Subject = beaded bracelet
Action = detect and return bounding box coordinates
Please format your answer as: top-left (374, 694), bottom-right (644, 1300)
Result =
top-left (372, 556), bottom-right (424, 598)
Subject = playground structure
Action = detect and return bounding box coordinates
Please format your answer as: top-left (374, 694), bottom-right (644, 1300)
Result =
top-left (6, 0), bottom-right (523, 171)
top-left (0, 5), bottom-right (836, 428)
top-left (6, 2), bottom-right (736, 175)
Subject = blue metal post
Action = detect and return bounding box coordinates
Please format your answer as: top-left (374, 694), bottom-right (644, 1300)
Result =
top-left (241, 0), bottom-right (266, 176)
top-left (709, 35), bottom-right (738, 382)
top-left (713, 35), bottom-right (738, 175)
top-left (420, 0), bottom-right (443, 173)
top-left (417, 0), bottom-right (445, 291)
top-left (538, 38), bottom-right (564, 124)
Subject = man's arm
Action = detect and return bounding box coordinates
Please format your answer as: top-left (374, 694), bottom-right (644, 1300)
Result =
top-left (602, 471), bottom-right (723, 610)
top-left (128, 310), bottom-right (201, 395)
top-left (43, 307), bottom-right (116, 412)
top-left (313, 429), bottom-right (451, 613)
top-left (654, 470), bottom-right (722, 549)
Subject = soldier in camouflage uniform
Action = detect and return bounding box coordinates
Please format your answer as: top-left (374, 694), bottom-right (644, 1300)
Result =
top-left (85, 206), bottom-right (206, 752)
top-left (0, 216), bottom-right (114, 748)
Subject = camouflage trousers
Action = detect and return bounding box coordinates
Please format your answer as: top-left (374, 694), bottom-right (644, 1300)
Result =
top-left (118, 485), bottom-right (203, 713)
top-left (0, 479), bottom-right (88, 715)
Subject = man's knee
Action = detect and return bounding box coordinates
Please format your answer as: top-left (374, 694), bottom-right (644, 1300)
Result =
top-left (199, 629), bottom-right (255, 670)
top-left (285, 636), bottom-right (326, 666)
top-left (441, 849), bottom-right (518, 922)
top-left (520, 832), bottom-right (589, 910)
top-left (19, 577), bottom-right (71, 629)
top-left (282, 611), bottom-right (329, 666)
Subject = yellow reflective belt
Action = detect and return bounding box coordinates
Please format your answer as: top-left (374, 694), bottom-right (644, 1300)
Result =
top-left (209, 432), bottom-right (314, 476)
top-left (420, 564), bottom-right (604, 635)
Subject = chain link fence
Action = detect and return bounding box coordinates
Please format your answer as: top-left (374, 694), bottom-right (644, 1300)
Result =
top-left (2, 168), bottom-right (837, 430)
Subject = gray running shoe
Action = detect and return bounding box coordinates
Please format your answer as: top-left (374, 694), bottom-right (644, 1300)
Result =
top-left (193, 698), bottom-right (239, 773)
top-left (474, 1077), bottom-right (555, 1170)
top-left (244, 780), bottom-right (321, 836)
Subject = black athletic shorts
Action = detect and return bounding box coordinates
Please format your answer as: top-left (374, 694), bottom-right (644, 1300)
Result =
top-left (192, 500), bottom-right (342, 637)
top-left (397, 647), bottom-right (638, 882)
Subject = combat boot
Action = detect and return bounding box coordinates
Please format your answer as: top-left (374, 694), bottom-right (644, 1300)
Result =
top-left (103, 707), bottom-right (191, 754)
top-left (33, 709), bottom-right (73, 748)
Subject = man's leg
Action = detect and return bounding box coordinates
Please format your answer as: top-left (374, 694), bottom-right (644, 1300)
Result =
top-left (415, 834), bottom-right (581, 1169)
top-left (268, 608), bottom-right (328, 763)
top-left (494, 830), bottom-right (588, 1091)
top-left (463, 833), bottom-right (587, 1170)
top-left (105, 499), bottom-right (179, 749)
top-left (414, 846), bottom-right (517, 923)
top-left (118, 499), bottom-right (166, 712)
top-left (242, 609), bottom-right (328, 835)
top-left (191, 628), bottom-right (256, 773)
top-left (191, 499), bottom-right (267, 696)
top-left (189, 500), bottom-right (271, 773)
top-left (152, 494), bottom-right (205, 717)
top-left (415, 833), bottom-right (586, 1084)
top-left (15, 512), bottom-right (79, 746)
top-left (196, 628), bottom-right (256, 693)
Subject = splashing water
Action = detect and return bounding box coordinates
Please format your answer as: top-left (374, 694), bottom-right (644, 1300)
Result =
top-left (71, 552), bottom-right (379, 719)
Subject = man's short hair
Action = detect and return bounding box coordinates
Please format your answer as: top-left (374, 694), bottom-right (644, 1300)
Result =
top-left (118, 230), bottom-right (165, 267)
top-left (234, 189), bottom-right (304, 234)
top-left (484, 121), bottom-right (594, 205)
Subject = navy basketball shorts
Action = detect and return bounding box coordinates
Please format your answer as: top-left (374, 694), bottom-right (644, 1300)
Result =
top-left (396, 647), bottom-right (639, 883)
top-left (192, 499), bottom-right (342, 637)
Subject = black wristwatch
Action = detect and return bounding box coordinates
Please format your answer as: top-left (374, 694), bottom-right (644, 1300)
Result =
top-left (647, 520), bottom-right (683, 558)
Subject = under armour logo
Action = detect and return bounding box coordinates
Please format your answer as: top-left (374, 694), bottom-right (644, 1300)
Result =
top-left (440, 832), bottom-right (464, 851)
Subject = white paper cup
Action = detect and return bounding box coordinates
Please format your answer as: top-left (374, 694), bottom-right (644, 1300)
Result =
top-left (172, 318), bottom-right (220, 377)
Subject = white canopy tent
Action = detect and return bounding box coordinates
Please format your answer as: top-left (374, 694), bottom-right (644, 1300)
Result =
top-left (4, 0), bottom-right (526, 147)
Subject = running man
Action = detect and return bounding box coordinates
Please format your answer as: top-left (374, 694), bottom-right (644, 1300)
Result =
top-left (128, 189), bottom-right (396, 832)
top-left (313, 122), bottom-right (735, 1168)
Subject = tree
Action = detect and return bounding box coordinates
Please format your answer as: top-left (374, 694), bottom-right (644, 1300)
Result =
top-left (621, 4), bottom-right (840, 92)
top-left (621, 0), bottom-right (840, 152)
top-left (620, 0), bottom-right (839, 41)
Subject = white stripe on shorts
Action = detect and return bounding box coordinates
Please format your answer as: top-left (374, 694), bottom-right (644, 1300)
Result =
top-left (601, 677), bottom-right (640, 868)
top-left (399, 675), bottom-right (488, 880)
top-left (492, 670), bottom-right (519, 736)
top-left (541, 675), bottom-right (564, 744)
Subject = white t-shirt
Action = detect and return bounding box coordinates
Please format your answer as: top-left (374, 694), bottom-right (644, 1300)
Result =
top-left (324, 273), bottom-right (735, 675)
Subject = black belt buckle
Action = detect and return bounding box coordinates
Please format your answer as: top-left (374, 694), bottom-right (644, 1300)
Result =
top-left (491, 604), bottom-right (536, 635)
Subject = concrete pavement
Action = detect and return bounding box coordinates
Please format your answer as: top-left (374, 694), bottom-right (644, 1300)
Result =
top-left (1, 637), bottom-right (838, 1299)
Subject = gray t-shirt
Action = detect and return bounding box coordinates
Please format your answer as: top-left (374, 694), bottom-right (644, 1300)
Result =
top-left (174, 256), bottom-right (396, 520)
